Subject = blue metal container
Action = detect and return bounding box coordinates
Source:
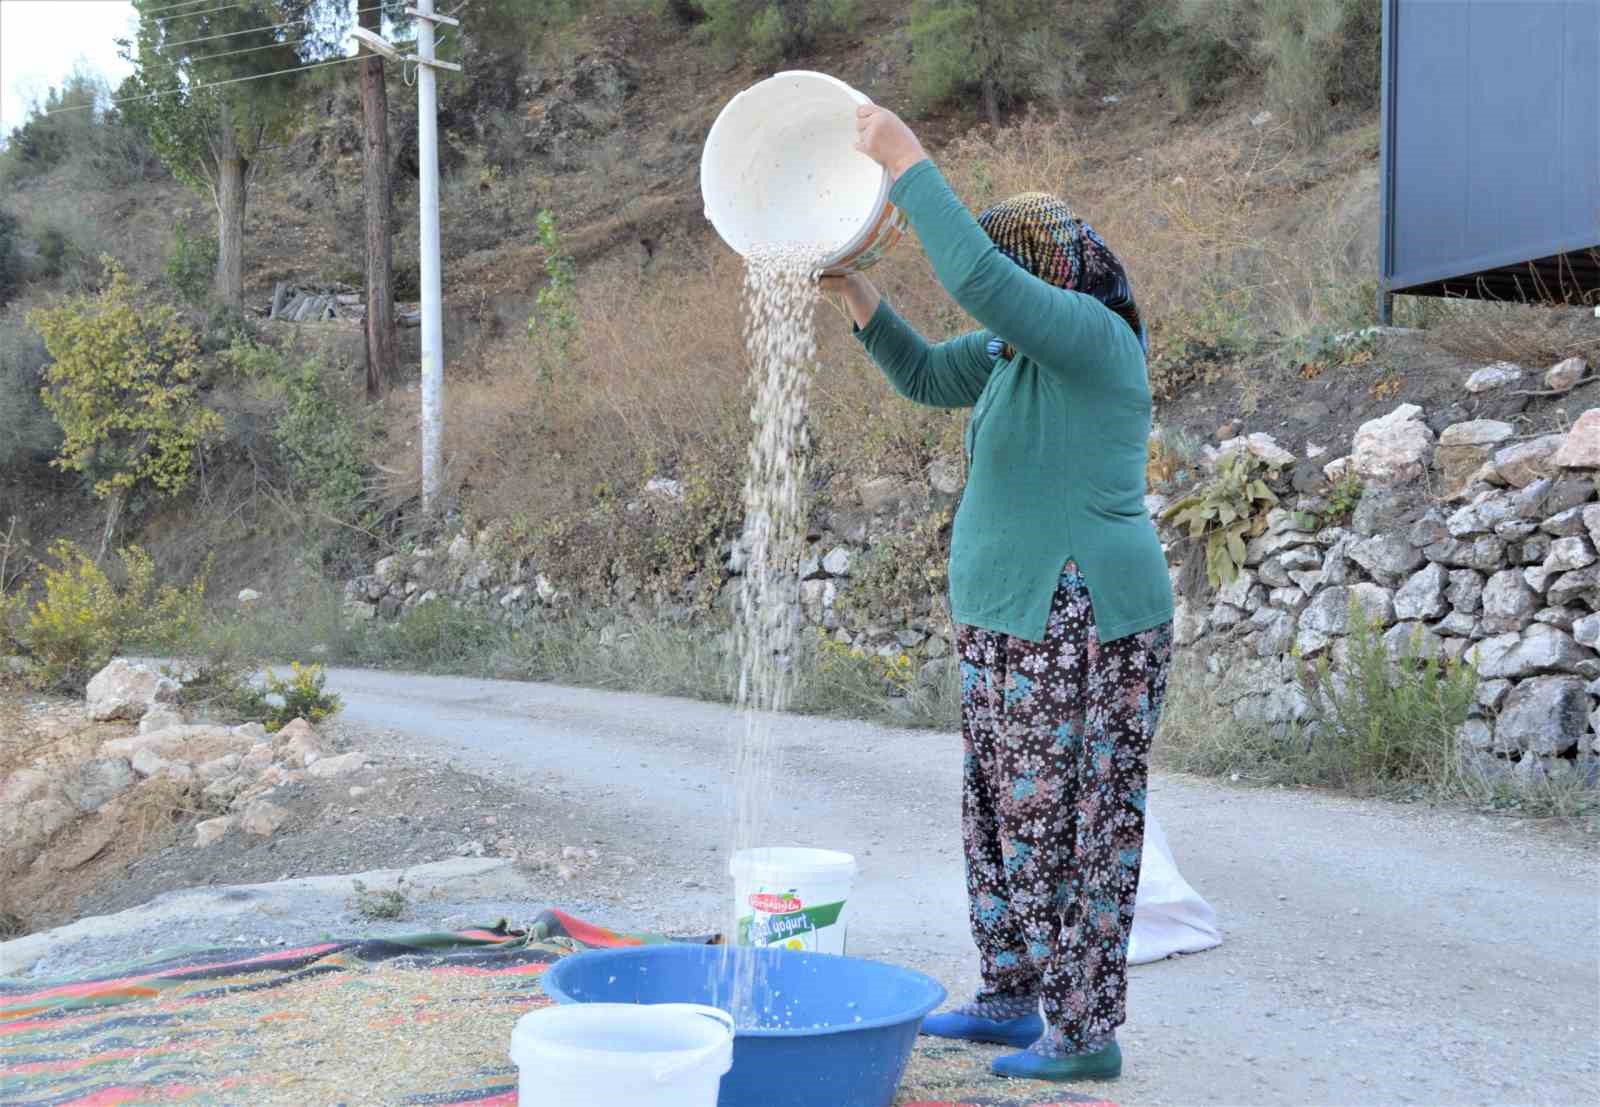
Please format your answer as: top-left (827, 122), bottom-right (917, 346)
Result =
top-left (541, 944), bottom-right (945, 1107)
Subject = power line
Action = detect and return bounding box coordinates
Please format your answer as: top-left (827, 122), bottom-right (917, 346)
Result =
top-left (139, 0), bottom-right (231, 16)
top-left (159, 4), bottom-right (383, 51)
top-left (43, 54), bottom-right (364, 114)
top-left (152, 2), bottom-right (253, 25)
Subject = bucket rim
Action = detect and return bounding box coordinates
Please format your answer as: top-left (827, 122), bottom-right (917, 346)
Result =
top-left (540, 946), bottom-right (947, 1040)
top-left (510, 1001), bottom-right (734, 1070)
top-left (698, 69), bottom-right (893, 268)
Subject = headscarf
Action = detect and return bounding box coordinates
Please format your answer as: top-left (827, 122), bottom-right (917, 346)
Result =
top-left (975, 192), bottom-right (1146, 359)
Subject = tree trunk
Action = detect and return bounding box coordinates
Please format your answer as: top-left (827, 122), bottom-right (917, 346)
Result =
top-left (96, 491), bottom-right (124, 565)
top-left (360, 4), bottom-right (397, 400)
top-left (214, 104), bottom-right (247, 312)
top-left (982, 73), bottom-right (1002, 131)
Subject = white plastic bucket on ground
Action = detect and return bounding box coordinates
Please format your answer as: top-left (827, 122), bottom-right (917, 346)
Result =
top-left (510, 1002), bottom-right (733, 1107)
top-left (701, 70), bottom-right (907, 273)
top-left (730, 847), bottom-right (858, 954)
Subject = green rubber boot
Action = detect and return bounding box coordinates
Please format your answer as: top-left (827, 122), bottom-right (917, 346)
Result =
top-left (990, 1040), bottom-right (1122, 1082)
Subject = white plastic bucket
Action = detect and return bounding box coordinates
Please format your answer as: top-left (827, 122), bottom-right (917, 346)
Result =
top-left (510, 1002), bottom-right (733, 1107)
top-left (730, 847), bottom-right (858, 954)
top-left (701, 70), bottom-right (908, 274)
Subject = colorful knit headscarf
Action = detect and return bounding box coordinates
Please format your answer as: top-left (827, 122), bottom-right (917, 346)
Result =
top-left (976, 192), bottom-right (1146, 358)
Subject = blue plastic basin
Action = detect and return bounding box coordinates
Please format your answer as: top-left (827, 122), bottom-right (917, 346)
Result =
top-left (541, 944), bottom-right (945, 1107)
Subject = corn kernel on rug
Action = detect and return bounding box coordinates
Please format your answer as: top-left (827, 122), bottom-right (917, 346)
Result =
top-left (0, 909), bottom-right (1116, 1106)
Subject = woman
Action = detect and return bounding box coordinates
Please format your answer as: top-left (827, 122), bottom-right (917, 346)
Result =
top-left (824, 106), bottom-right (1175, 1084)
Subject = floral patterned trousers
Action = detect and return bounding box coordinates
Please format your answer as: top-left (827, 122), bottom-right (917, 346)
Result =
top-left (957, 562), bottom-right (1174, 1049)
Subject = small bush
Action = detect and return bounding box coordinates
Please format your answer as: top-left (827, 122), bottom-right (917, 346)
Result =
top-left (1162, 452), bottom-right (1280, 590)
top-left (1260, 0), bottom-right (1381, 140)
top-left (165, 225), bottom-right (217, 307)
top-left (28, 259), bottom-right (224, 502)
top-left (348, 876), bottom-right (409, 920)
top-left (1301, 602), bottom-right (1478, 794)
top-left (237, 661), bottom-right (343, 732)
top-left (0, 312), bottom-right (59, 467)
top-left (8, 541), bottom-right (206, 691)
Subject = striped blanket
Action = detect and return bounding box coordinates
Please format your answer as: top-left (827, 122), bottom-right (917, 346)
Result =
top-left (1, 909), bottom-right (1113, 1107)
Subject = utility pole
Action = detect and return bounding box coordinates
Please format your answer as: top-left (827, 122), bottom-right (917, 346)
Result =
top-left (352, 3), bottom-right (460, 515)
top-left (358, 1), bottom-right (397, 401)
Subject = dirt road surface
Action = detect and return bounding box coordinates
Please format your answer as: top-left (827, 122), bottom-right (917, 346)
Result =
top-left (314, 666), bottom-right (1598, 1107)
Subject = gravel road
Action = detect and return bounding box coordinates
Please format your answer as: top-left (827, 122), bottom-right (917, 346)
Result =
top-left (319, 666), bottom-right (1599, 1107)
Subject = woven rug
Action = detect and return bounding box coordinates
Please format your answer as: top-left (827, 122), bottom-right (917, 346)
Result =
top-left (1, 909), bottom-right (1115, 1106)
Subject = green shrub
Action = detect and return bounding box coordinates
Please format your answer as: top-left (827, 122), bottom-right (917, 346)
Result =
top-left (165, 225), bottom-right (217, 307)
top-left (1301, 601), bottom-right (1478, 794)
top-left (693, 1), bottom-right (859, 60)
top-left (1162, 451), bottom-right (1280, 590)
top-left (1134, 0), bottom-right (1262, 111)
top-left (28, 259), bottom-right (224, 502)
top-left (0, 210), bottom-right (22, 307)
top-left (236, 661), bottom-right (343, 732)
top-left (908, 1), bottom-right (1057, 117)
top-left (0, 315), bottom-right (58, 467)
top-left (7, 541), bottom-right (206, 691)
top-left (274, 358), bottom-right (369, 525)
top-left (1135, 0), bottom-right (1378, 134)
top-left (1261, 0), bottom-right (1381, 139)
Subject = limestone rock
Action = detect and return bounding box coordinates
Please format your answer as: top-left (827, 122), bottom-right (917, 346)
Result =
top-left (1299, 583), bottom-right (1395, 638)
top-left (306, 751), bottom-right (369, 779)
top-left (1573, 612), bottom-right (1600, 648)
top-left (237, 588), bottom-right (263, 606)
top-left (1437, 420), bottom-right (1515, 491)
top-left (138, 707), bottom-right (185, 735)
top-left (202, 774), bottom-right (249, 808)
top-left (1216, 432), bottom-right (1296, 469)
top-left (1539, 506), bottom-right (1588, 538)
top-left (1439, 419), bottom-right (1516, 448)
top-left (1456, 718), bottom-right (1494, 752)
top-left (1547, 565), bottom-right (1600, 608)
top-left (1544, 356), bottom-right (1588, 392)
top-left (1174, 601), bottom-right (1208, 646)
top-left (1524, 565), bottom-right (1555, 594)
top-left (1395, 563), bottom-right (1449, 621)
top-left (1436, 611), bottom-right (1478, 637)
top-left (1424, 536), bottom-right (1506, 572)
top-left (374, 555), bottom-right (403, 584)
top-left (1269, 587), bottom-right (1308, 612)
top-left (1494, 677), bottom-right (1587, 755)
top-left (277, 719), bottom-right (324, 768)
top-left (928, 457), bottom-right (964, 496)
top-left (1544, 535), bottom-right (1596, 573)
top-left (1475, 679), bottom-right (1512, 711)
top-left (1464, 361), bottom-right (1524, 392)
top-left (1469, 624), bottom-right (1592, 678)
top-left (130, 747), bottom-right (175, 778)
top-left (1552, 408), bottom-right (1600, 469)
top-left (195, 754), bottom-right (241, 784)
top-left (1215, 570), bottom-right (1258, 608)
top-left (1534, 606), bottom-right (1581, 630)
top-left (1480, 570), bottom-right (1540, 634)
top-left (1408, 510), bottom-right (1450, 547)
top-left (72, 758), bottom-right (136, 813)
top-left (1383, 622), bottom-right (1443, 660)
top-left (1447, 493), bottom-right (1516, 537)
top-left (1492, 434), bottom-right (1565, 488)
top-left (1352, 404), bottom-right (1434, 485)
top-left (1254, 609), bottom-right (1295, 656)
top-left (1584, 505), bottom-right (1600, 552)
top-left (240, 799), bottom-right (290, 837)
top-left (86, 660), bottom-right (181, 722)
top-left (1289, 569), bottom-right (1324, 595)
top-left (1211, 603), bottom-right (1246, 630)
top-left (821, 547), bottom-right (852, 576)
top-left (195, 816), bottom-right (234, 848)
top-left (1348, 534), bottom-right (1424, 584)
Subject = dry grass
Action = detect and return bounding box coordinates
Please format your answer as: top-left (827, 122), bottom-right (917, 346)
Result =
top-left (1426, 296), bottom-right (1599, 373)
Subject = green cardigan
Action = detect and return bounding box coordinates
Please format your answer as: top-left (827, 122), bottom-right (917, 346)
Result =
top-left (855, 159), bottom-right (1172, 644)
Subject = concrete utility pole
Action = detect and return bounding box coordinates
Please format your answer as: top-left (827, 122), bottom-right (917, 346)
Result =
top-left (352, 3), bottom-right (461, 516)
